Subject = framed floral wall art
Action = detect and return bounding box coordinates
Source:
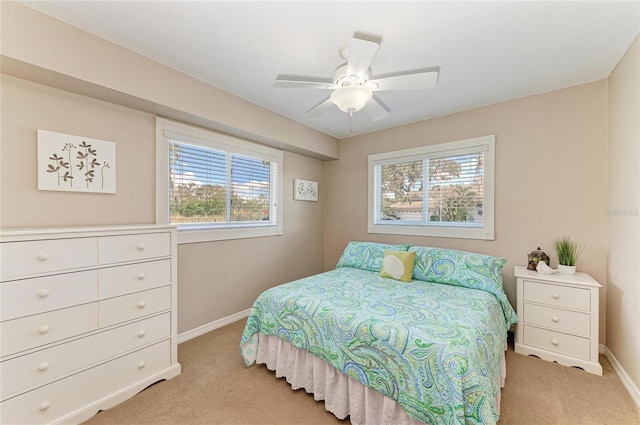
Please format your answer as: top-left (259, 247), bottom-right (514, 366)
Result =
top-left (37, 130), bottom-right (116, 193)
top-left (294, 179), bottom-right (318, 201)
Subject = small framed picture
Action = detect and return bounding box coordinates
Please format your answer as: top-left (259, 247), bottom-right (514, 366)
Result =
top-left (294, 179), bottom-right (318, 201)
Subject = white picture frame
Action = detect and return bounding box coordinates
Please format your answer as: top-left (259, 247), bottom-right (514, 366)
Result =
top-left (37, 130), bottom-right (116, 193)
top-left (294, 179), bottom-right (318, 201)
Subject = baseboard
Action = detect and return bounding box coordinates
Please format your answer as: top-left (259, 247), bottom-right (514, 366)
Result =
top-left (177, 308), bottom-right (251, 344)
top-left (603, 345), bottom-right (640, 409)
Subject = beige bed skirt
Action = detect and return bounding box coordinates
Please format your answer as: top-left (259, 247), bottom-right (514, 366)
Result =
top-left (255, 332), bottom-right (507, 425)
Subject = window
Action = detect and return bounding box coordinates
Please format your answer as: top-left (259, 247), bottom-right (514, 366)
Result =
top-left (156, 118), bottom-right (283, 244)
top-left (368, 135), bottom-right (495, 240)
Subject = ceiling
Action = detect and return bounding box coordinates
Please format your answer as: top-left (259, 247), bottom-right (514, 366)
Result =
top-left (21, 1), bottom-right (640, 140)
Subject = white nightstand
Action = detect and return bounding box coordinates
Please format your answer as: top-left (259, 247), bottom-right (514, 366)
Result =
top-left (514, 265), bottom-right (602, 375)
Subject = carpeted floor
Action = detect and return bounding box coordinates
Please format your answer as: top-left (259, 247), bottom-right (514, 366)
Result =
top-left (82, 320), bottom-right (640, 425)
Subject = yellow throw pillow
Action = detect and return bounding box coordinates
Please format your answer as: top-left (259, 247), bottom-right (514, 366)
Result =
top-left (380, 250), bottom-right (416, 282)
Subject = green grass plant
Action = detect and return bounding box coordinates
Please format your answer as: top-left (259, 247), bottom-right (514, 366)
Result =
top-left (554, 236), bottom-right (584, 266)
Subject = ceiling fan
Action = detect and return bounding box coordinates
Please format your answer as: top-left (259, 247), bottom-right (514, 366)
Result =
top-left (273, 36), bottom-right (439, 123)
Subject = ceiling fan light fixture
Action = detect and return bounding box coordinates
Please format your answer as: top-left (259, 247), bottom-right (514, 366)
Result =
top-left (330, 84), bottom-right (372, 113)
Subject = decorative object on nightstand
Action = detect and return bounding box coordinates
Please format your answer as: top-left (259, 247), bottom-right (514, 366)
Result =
top-left (554, 236), bottom-right (584, 275)
top-left (514, 265), bottom-right (602, 375)
top-left (527, 246), bottom-right (551, 271)
top-left (535, 261), bottom-right (556, 275)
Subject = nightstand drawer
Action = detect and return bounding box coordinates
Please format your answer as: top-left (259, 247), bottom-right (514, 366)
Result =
top-left (523, 303), bottom-right (590, 336)
top-left (523, 325), bottom-right (590, 360)
top-left (0, 237), bottom-right (97, 280)
top-left (523, 280), bottom-right (590, 311)
top-left (98, 233), bottom-right (171, 264)
top-left (0, 303), bottom-right (98, 357)
top-left (0, 271), bottom-right (97, 321)
top-left (98, 259), bottom-right (171, 299)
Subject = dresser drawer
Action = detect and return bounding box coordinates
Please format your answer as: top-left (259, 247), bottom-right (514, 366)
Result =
top-left (523, 325), bottom-right (590, 361)
top-left (523, 303), bottom-right (590, 337)
top-left (99, 259), bottom-right (171, 299)
top-left (99, 286), bottom-right (171, 327)
top-left (98, 232), bottom-right (171, 264)
top-left (0, 340), bottom-right (171, 425)
top-left (523, 280), bottom-right (590, 311)
top-left (0, 303), bottom-right (98, 357)
top-left (0, 271), bottom-right (97, 321)
top-left (0, 237), bottom-right (97, 280)
top-left (1, 313), bottom-right (170, 400)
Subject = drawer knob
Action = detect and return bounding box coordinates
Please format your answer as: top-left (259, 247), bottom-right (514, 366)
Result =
top-left (551, 339), bottom-right (559, 346)
top-left (40, 400), bottom-right (51, 411)
top-left (552, 316), bottom-right (560, 323)
top-left (137, 273), bottom-right (146, 280)
top-left (39, 325), bottom-right (51, 334)
top-left (137, 301), bottom-right (146, 309)
top-left (137, 243), bottom-right (145, 251)
top-left (138, 361), bottom-right (145, 369)
top-left (138, 330), bottom-right (146, 338)
top-left (38, 289), bottom-right (50, 298)
top-left (38, 253), bottom-right (49, 261)
top-left (38, 362), bottom-right (50, 371)
top-left (552, 292), bottom-right (560, 299)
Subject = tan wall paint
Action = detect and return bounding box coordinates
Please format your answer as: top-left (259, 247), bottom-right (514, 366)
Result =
top-left (0, 1), bottom-right (338, 160)
top-left (0, 76), bottom-right (325, 333)
top-left (2, 0), bottom-right (632, 365)
top-left (324, 81), bottom-right (608, 341)
top-left (0, 2), bottom-right (329, 334)
top-left (607, 35), bottom-right (640, 392)
top-left (177, 151), bottom-right (325, 332)
top-left (1, 75), bottom-right (156, 227)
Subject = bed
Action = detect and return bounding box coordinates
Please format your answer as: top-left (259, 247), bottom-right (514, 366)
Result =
top-left (240, 242), bottom-right (518, 425)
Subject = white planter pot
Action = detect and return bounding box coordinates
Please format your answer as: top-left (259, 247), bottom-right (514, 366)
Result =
top-left (558, 264), bottom-right (576, 275)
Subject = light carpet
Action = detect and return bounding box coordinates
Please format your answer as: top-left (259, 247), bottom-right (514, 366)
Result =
top-left (82, 320), bottom-right (640, 425)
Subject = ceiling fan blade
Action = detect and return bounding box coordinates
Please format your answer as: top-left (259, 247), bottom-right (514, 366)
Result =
top-left (274, 77), bottom-right (335, 90)
top-left (305, 97), bottom-right (335, 117)
top-left (363, 95), bottom-right (390, 122)
top-left (346, 38), bottom-right (380, 78)
top-left (368, 71), bottom-right (438, 91)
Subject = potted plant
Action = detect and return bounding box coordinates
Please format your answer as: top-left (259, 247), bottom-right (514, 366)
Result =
top-left (554, 236), bottom-right (584, 275)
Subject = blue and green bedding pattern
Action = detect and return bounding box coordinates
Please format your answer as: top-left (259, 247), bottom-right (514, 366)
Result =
top-left (241, 266), bottom-right (517, 424)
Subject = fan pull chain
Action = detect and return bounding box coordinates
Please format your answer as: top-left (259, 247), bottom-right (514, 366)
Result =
top-left (348, 110), bottom-right (354, 133)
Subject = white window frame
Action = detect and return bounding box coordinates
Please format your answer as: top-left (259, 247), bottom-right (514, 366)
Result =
top-left (156, 117), bottom-right (283, 244)
top-left (368, 135), bottom-right (495, 240)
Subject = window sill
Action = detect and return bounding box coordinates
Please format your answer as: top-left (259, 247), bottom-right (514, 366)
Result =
top-left (368, 223), bottom-right (494, 240)
top-left (177, 225), bottom-right (284, 244)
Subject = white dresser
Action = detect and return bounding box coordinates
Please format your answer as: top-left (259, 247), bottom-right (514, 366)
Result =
top-left (0, 225), bottom-right (181, 424)
top-left (514, 265), bottom-right (602, 375)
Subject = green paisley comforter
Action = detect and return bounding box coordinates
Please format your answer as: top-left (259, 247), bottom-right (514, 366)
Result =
top-left (241, 266), bottom-right (516, 424)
